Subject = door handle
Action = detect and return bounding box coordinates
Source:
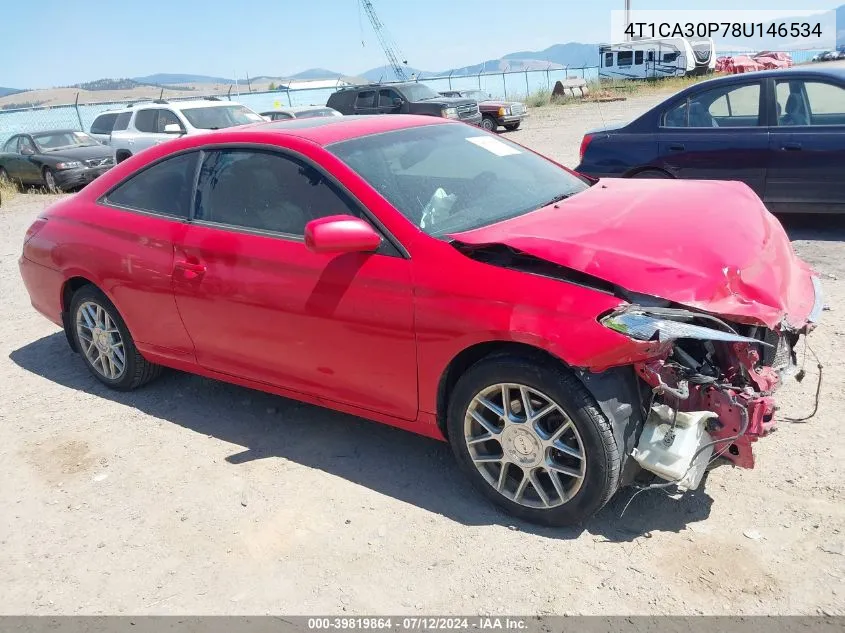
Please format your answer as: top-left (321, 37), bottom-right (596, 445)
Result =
top-left (174, 260), bottom-right (206, 280)
top-left (668, 144), bottom-right (685, 151)
top-left (781, 143), bottom-right (802, 151)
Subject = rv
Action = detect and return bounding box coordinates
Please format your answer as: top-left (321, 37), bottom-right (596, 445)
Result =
top-left (599, 37), bottom-right (716, 80)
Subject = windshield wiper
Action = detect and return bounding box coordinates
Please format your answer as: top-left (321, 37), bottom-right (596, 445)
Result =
top-left (536, 192), bottom-right (578, 209)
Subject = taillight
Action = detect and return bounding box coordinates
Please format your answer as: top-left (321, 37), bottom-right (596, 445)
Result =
top-left (579, 134), bottom-right (594, 162)
top-left (24, 218), bottom-right (48, 244)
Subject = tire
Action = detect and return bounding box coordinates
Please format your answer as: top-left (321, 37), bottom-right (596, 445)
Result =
top-left (69, 285), bottom-right (162, 391)
top-left (631, 169), bottom-right (671, 179)
top-left (116, 151), bottom-right (131, 164)
top-left (446, 355), bottom-right (620, 526)
top-left (480, 116), bottom-right (498, 132)
top-left (42, 166), bottom-right (59, 193)
top-left (504, 122), bottom-right (520, 131)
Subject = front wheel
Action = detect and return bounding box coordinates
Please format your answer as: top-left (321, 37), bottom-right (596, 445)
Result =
top-left (480, 116), bottom-right (498, 132)
top-left (504, 122), bottom-right (520, 131)
top-left (42, 167), bottom-right (59, 193)
top-left (446, 356), bottom-right (620, 526)
top-left (69, 285), bottom-right (162, 390)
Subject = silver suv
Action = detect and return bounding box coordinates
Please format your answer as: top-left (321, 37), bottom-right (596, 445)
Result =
top-left (110, 98), bottom-right (265, 162)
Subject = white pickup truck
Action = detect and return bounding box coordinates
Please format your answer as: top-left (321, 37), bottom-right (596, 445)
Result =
top-left (109, 98), bottom-right (265, 162)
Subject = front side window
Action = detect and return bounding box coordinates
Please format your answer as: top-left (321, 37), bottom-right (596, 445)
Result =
top-left (398, 83), bottom-right (440, 101)
top-left (157, 109), bottom-right (184, 132)
top-left (193, 150), bottom-right (361, 236)
top-left (179, 105), bottom-right (263, 130)
top-left (18, 137), bottom-right (37, 153)
top-left (378, 89), bottom-right (401, 108)
top-left (328, 124), bottom-right (589, 237)
top-left (105, 152), bottom-right (198, 217)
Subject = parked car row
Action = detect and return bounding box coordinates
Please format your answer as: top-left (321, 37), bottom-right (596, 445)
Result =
top-left (811, 47), bottom-right (845, 62)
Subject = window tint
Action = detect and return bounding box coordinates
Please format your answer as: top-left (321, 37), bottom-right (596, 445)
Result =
top-left (618, 51), bottom-right (633, 66)
top-left (91, 113), bottom-right (118, 135)
top-left (113, 111), bottom-right (131, 131)
top-left (664, 84), bottom-right (760, 127)
top-left (19, 137), bottom-right (36, 153)
top-left (777, 80), bottom-right (845, 126)
top-left (635, 51), bottom-right (644, 65)
top-left (356, 90), bottom-right (376, 108)
top-left (106, 152), bottom-right (198, 217)
top-left (134, 109), bottom-right (158, 133)
top-left (194, 150), bottom-right (361, 236)
top-left (157, 109), bottom-right (183, 132)
top-left (604, 52), bottom-right (614, 67)
top-left (378, 89), bottom-right (401, 108)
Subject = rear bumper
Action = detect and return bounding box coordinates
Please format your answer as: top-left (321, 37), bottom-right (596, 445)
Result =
top-left (19, 255), bottom-right (64, 327)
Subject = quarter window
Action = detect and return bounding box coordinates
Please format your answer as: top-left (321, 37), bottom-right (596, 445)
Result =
top-left (106, 152), bottom-right (198, 217)
top-left (193, 150), bottom-right (361, 236)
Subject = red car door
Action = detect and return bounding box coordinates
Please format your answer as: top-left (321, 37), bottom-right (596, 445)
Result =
top-left (171, 148), bottom-right (418, 420)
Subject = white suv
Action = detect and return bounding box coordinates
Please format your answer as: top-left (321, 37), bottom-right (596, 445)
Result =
top-left (109, 98), bottom-right (265, 162)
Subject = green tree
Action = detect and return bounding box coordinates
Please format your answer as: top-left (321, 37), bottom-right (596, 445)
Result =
top-left (269, 81), bottom-right (277, 91)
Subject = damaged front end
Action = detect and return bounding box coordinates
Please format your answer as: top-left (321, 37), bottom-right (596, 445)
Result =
top-left (600, 281), bottom-right (824, 490)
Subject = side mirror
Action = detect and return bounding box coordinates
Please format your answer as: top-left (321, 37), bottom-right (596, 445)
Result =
top-left (392, 97), bottom-right (403, 107)
top-left (20, 146), bottom-right (35, 156)
top-left (163, 123), bottom-right (184, 135)
top-left (304, 215), bottom-right (382, 254)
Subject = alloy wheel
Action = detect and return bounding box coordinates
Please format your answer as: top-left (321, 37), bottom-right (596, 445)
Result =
top-left (75, 300), bottom-right (126, 380)
top-left (463, 383), bottom-right (586, 509)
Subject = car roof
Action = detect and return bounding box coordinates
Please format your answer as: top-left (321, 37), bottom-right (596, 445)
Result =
top-left (122, 99), bottom-right (246, 111)
top-left (678, 66), bottom-right (845, 92)
top-left (29, 129), bottom-right (80, 136)
top-left (188, 114), bottom-right (450, 147)
top-left (263, 105), bottom-right (335, 114)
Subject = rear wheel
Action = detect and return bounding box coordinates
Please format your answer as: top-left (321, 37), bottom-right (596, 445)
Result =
top-left (446, 356), bottom-right (620, 526)
top-left (116, 151), bottom-right (132, 164)
top-left (42, 167), bottom-right (58, 193)
top-left (504, 122), bottom-right (520, 131)
top-left (69, 285), bottom-right (162, 391)
top-left (481, 116), bottom-right (498, 132)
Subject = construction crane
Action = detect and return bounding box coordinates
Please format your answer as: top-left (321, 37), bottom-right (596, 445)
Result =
top-left (359, 0), bottom-right (409, 81)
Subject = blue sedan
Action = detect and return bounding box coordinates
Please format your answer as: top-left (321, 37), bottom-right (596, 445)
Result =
top-left (575, 68), bottom-right (845, 214)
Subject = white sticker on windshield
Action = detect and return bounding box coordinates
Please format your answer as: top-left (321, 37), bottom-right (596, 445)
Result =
top-left (466, 136), bottom-right (522, 157)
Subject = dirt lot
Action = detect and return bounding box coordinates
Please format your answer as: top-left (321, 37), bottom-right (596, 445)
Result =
top-left (1, 94), bottom-right (843, 616)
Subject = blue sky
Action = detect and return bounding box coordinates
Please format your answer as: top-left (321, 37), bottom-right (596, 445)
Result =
top-left (0, 0), bottom-right (839, 88)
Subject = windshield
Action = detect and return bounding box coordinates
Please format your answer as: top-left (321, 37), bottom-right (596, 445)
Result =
top-left (33, 131), bottom-right (99, 150)
top-left (328, 124), bottom-right (588, 237)
top-left (462, 90), bottom-right (488, 101)
top-left (180, 104), bottom-right (264, 129)
top-left (401, 83), bottom-right (441, 101)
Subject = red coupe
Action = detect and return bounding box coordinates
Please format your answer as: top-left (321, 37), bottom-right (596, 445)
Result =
top-left (19, 115), bottom-right (822, 525)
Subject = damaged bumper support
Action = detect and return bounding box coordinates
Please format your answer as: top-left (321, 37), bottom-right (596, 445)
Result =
top-left (599, 287), bottom-right (823, 488)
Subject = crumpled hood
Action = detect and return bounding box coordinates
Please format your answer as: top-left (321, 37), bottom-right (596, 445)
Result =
top-left (450, 178), bottom-right (817, 329)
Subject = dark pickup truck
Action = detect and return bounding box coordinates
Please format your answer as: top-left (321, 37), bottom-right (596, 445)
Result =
top-left (327, 82), bottom-right (482, 126)
top-left (440, 89), bottom-right (528, 132)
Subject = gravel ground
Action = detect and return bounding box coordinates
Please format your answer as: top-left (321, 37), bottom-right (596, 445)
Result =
top-left (1, 94), bottom-right (843, 616)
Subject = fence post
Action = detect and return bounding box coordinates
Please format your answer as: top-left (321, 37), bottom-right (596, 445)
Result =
top-left (74, 93), bottom-right (84, 131)
top-left (448, 70), bottom-right (453, 90)
top-left (477, 69), bottom-right (482, 89)
top-left (286, 82), bottom-right (293, 106)
top-left (546, 64), bottom-right (551, 89)
top-left (524, 70), bottom-right (529, 97)
top-left (502, 72), bottom-right (507, 98)
top-left (226, 86), bottom-right (232, 101)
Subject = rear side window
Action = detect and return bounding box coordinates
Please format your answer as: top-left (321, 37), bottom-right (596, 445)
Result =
top-left (112, 112), bottom-right (131, 131)
top-left (355, 90), bottom-right (376, 108)
top-left (134, 109), bottom-right (158, 133)
top-left (193, 149), bottom-right (361, 236)
top-left (106, 152), bottom-right (198, 217)
top-left (90, 113), bottom-right (118, 135)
